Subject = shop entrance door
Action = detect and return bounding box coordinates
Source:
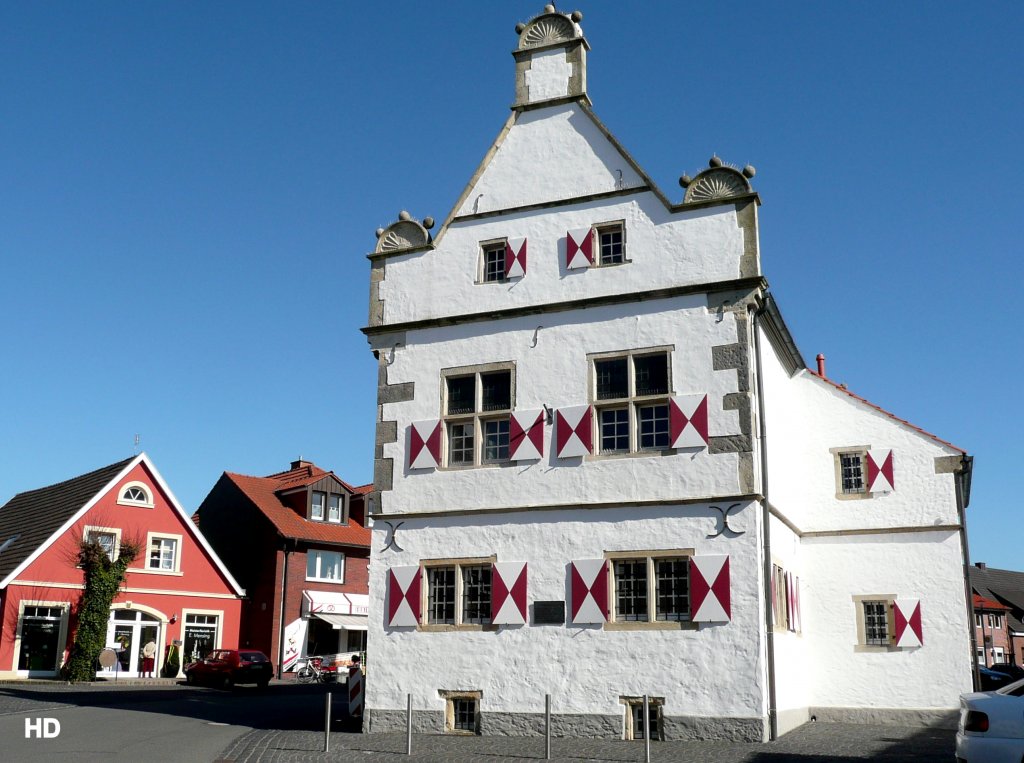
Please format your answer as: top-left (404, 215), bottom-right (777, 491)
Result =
top-left (103, 609), bottom-right (162, 677)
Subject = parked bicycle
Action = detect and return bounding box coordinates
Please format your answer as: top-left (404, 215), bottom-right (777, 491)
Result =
top-left (295, 656), bottom-right (337, 684)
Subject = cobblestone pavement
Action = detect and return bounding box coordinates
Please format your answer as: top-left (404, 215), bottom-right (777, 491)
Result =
top-left (219, 721), bottom-right (954, 762)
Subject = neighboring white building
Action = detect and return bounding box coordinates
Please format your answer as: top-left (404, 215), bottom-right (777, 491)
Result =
top-left (360, 6), bottom-right (975, 741)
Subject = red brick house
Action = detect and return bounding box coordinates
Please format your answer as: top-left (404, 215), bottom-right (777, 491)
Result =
top-left (194, 460), bottom-right (370, 675)
top-left (971, 563), bottom-right (1024, 667)
top-left (0, 454), bottom-right (244, 679)
top-left (972, 593), bottom-right (1012, 667)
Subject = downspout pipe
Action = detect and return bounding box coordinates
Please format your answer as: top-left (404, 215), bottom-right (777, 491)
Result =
top-left (752, 300), bottom-right (778, 741)
top-left (956, 455), bottom-right (980, 689)
top-left (277, 538), bottom-right (291, 679)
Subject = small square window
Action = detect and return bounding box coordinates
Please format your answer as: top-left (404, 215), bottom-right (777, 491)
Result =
top-left (480, 372), bottom-right (511, 412)
top-left (599, 408), bottom-right (630, 454)
top-left (448, 422), bottom-right (475, 465)
top-left (637, 404), bottom-right (669, 451)
top-left (634, 354), bottom-right (668, 397)
top-left (148, 537), bottom-right (178, 571)
top-left (622, 697), bottom-right (663, 741)
top-left (482, 243), bottom-right (506, 283)
top-left (597, 224), bottom-right (625, 265)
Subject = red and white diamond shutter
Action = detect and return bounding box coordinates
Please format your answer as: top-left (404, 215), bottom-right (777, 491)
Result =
top-left (509, 410), bottom-right (544, 461)
top-left (866, 449), bottom-right (895, 493)
top-left (505, 237), bottom-right (527, 278)
top-left (566, 228), bottom-right (593, 270)
top-left (893, 598), bottom-right (922, 647)
top-left (387, 566), bottom-right (421, 627)
top-left (555, 405), bottom-right (592, 458)
top-left (669, 395), bottom-right (709, 448)
top-left (408, 420), bottom-right (441, 470)
top-left (570, 559), bottom-right (609, 624)
top-left (690, 555), bottom-right (731, 622)
top-left (491, 562), bottom-right (528, 625)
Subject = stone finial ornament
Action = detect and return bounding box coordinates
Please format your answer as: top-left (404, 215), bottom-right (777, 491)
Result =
top-left (517, 6), bottom-right (582, 49)
top-left (374, 213), bottom-right (433, 253)
top-left (682, 158), bottom-right (756, 204)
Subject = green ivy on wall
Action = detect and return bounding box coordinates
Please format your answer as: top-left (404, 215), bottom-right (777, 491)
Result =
top-left (63, 538), bottom-right (142, 682)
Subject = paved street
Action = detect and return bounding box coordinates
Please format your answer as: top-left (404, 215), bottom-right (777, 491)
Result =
top-left (0, 680), bottom-right (956, 762)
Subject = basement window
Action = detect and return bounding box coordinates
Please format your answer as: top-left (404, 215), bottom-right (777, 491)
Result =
top-left (621, 696), bottom-right (663, 741)
top-left (439, 689), bottom-right (481, 734)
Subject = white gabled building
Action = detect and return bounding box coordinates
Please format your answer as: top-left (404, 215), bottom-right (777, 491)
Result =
top-left (360, 5), bottom-right (976, 741)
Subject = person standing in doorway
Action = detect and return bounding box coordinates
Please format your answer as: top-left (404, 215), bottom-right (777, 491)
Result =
top-left (142, 640), bottom-right (157, 678)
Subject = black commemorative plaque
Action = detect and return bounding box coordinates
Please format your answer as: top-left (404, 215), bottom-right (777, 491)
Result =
top-left (533, 600), bottom-right (565, 625)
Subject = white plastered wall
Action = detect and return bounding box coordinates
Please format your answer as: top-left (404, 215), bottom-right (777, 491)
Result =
top-left (365, 503), bottom-right (766, 723)
top-left (803, 530), bottom-right (972, 709)
top-left (767, 515), bottom-right (810, 731)
top-left (381, 297), bottom-right (744, 513)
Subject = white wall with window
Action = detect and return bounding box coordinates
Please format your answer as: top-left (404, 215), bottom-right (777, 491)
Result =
top-left (366, 503), bottom-right (763, 730)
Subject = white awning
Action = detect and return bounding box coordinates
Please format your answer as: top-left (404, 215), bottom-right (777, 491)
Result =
top-left (312, 612), bottom-right (368, 631)
top-left (303, 590), bottom-right (370, 617)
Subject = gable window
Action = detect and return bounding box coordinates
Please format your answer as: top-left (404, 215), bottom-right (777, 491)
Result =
top-left (442, 364), bottom-right (515, 467)
top-left (146, 533), bottom-right (181, 572)
top-left (481, 241), bottom-right (507, 283)
top-left (608, 550), bottom-right (691, 629)
top-left (423, 557), bottom-right (495, 629)
top-left (831, 447), bottom-right (872, 500)
top-left (118, 481), bottom-right (154, 508)
top-left (327, 494), bottom-right (343, 522)
top-left (596, 222), bottom-right (625, 265)
top-left (84, 526), bottom-right (121, 562)
top-left (306, 549), bottom-right (344, 582)
top-left (591, 349), bottom-right (671, 455)
top-left (854, 594), bottom-right (896, 650)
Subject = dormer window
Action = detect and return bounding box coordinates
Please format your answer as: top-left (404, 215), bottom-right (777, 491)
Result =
top-left (311, 490), bottom-right (346, 524)
top-left (118, 481), bottom-right (154, 508)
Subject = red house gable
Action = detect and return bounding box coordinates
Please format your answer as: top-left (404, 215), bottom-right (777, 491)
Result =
top-left (0, 454), bottom-right (243, 679)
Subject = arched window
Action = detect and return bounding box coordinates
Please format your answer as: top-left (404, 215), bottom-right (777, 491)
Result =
top-left (118, 481), bottom-right (154, 508)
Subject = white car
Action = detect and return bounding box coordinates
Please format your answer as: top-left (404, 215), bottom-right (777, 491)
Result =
top-left (956, 676), bottom-right (1024, 763)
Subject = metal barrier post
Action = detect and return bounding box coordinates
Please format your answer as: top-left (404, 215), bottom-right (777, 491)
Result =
top-left (643, 694), bottom-right (650, 763)
top-left (324, 691), bottom-right (332, 752)
top-left (545, 693), bottom-right (551, 760)
top-left (406, 693), bottom-right (413, 755)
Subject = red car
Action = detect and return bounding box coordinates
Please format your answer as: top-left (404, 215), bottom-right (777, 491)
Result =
top-left (184, 649), bottom-right (273, 689)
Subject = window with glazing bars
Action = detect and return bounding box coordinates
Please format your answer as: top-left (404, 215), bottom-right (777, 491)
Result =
top-left (482, 243), bottom-right (506, 282)
top-left (453, 698), bottom-right (477, 731)
top-left (612, 554), bottom-right (690, 624)
top-left (461, 565), bottom-right (492, 625)
top-left (597, 223), bottom-right (625, 265)
top-left (840, 453), bottom-right (865, 494)
top-left (443, 366), bottom-right (514, 467)
top-left (427, 567), bottom-right (456, 624)
top-left (863, 600), bottom-right (889, 645)
top-left (630, 702), bottom-right (660, 740)
top-left (593, 351), bottom-right (671, 454)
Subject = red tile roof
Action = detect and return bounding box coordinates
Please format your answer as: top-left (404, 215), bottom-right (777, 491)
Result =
top-left (808, 371), bottom-right (967, 454)
top-left (225, 467), bottom-right (370, 547)
top-left (974, 593), bottom-right (1009, 611)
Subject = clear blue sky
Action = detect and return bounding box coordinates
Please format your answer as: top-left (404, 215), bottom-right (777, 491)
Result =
top-left (2, 2), bottom-right (1020, 570)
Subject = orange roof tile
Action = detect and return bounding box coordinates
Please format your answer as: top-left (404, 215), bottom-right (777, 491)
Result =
top-left (224, 468), bottom-right (370, 547)
top-left (974, 593), bottom-right (1009, 611)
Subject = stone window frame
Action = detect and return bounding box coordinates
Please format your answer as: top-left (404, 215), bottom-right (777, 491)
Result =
top-left (619, 695), bottom-right (664, 741)
top-left (603, 548), bottom-right (697, 632)
top-left (419, 555), bottom-right (498, 633)
top-left (439, 361), bottom-right (516, 470)
top-left (117, 481), bottom-right (154, 508)
top-left (830, 446), bottom-right (873, 501)
top-left (477, 238), bottom-right (509, 284)
top-left (594, 220), bottom-right (629, 267)
top-left (83, 525), bottom-right (122, 562)
top-left (587, 346), bottom-right (675, 460)
top-left (852, 594), bottom-right (898, 652)
top-left (438, 689), bottom-right (482, 734)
